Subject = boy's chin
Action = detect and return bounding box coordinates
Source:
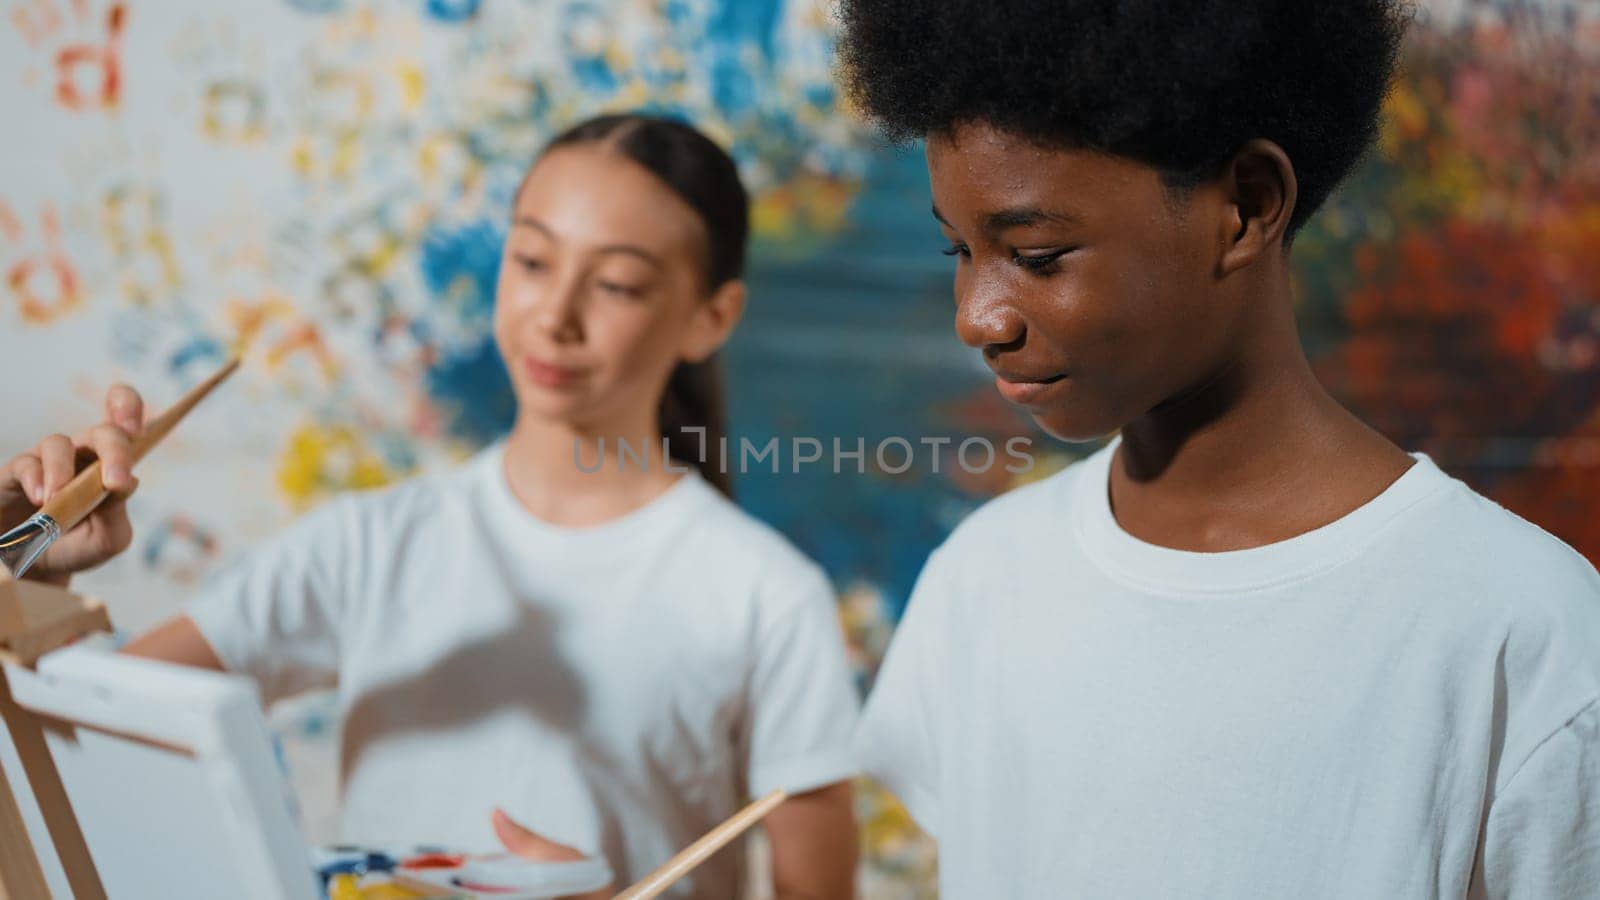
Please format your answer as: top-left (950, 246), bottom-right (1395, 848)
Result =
top-left (1029, 407), bottom-right (1123, 446)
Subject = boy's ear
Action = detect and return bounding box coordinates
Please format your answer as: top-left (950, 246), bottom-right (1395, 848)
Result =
top-left (680, 279), bottom-right (747, 363)
top-left (1218, 139), bottom-right (1298, 275)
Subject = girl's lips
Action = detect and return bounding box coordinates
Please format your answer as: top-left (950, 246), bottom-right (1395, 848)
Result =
top-left (522, 358), bottom-right (587, 389)
top-left (994, 373), bottom-right (1067, 406)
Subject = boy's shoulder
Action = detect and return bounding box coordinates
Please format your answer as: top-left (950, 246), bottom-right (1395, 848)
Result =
top-left (948, 447), bottom-right (1096, 537)
top-left (1411, 472), bottom-right (1600, 624)
top-left (930, 445), bottom-right (1600, 605)
top-left (922, 449), bottom-right (1095, 579)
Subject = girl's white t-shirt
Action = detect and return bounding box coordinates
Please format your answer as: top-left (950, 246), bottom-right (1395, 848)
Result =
top-left (857, 441), bottom-right (1600, 898)
top-left (187, 445), bottom-right (860, 896)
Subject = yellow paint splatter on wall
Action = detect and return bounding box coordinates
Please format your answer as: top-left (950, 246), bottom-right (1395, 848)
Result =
top-left (276, 423), bottom-right (399, 509)
top-left (750, 174), bottom-right (858, 244)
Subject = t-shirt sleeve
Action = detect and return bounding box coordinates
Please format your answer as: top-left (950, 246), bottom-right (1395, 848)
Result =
top-left (853, 546), bottom-right (951, 838)
top-left (1474, 699), bottom-right (1600, 899)
top-left (740, 562), bottom-right (862, 798)
top-left (184, 497), bottom-right (357, 704)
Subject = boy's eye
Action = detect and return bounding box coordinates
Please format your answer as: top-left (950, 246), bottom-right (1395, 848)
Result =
top-left (1013, 248), bottom-right (1071, 273)
top-left (941, 242), bottom-right (970, 259)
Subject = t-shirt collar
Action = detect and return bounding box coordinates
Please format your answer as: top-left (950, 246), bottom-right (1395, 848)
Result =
top-left (1071, 438), bottom-right (1452, 596)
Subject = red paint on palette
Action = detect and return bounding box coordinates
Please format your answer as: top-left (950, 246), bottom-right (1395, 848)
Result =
top-left (399, 852), bottom-right (467, 869)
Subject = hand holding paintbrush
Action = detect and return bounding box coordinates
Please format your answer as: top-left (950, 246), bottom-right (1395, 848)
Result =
top-left (1, 359), bottom-right (239, 583)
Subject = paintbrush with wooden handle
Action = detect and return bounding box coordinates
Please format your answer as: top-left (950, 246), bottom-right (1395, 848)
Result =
top-left (612, 789), bottom-right (789, 900)
top-left (0, 357), bottom-right (240, 582)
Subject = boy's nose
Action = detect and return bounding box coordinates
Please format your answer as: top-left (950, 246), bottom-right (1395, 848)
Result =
top-left (954, 280), bottom-right (1025, 353)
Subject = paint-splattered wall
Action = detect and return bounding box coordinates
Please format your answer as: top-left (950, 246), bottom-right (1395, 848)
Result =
top-left (1, 0), bottom-right (1596, 896)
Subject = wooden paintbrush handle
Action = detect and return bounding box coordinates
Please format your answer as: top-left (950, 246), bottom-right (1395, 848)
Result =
top-left (37, 358), bottom-right (239, 532)
top-left (612, 789), bottom-right (788, 900)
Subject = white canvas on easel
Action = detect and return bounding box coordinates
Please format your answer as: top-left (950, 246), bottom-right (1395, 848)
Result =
top-left (2, 647), bottom-right (321, 900)
top-left (0, 577), bottom-right (715, 900)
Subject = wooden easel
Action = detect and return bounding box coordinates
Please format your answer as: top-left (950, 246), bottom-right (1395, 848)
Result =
top-left (0, 572), bottom-right (791, 900)
top-left (0, 574), bottom-right (112, 900)
top-left (0, 358), bottom-right (240, 899)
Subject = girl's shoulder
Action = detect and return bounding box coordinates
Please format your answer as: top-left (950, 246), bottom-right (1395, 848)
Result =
top-left (291, 451), bottom-right (487, 546)
top-left (676, 479), bottom-right (829, 590)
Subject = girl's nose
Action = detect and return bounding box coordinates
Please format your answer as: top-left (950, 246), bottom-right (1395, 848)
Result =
top-left (531, 278), bottom-right (584, 343)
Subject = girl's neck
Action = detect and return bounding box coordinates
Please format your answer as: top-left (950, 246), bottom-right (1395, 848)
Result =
top-left (501, 413), bottom-right (685, 528)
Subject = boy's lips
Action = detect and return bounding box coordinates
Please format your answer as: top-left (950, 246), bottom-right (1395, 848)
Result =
top-left (521, 357), bottom-right (588, 388)
top-left (993, 371), bottom-right (1067, 406)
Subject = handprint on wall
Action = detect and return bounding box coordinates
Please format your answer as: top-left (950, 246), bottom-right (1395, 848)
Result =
top-left (8, 0), bottom-right (127, 111)
top-left (0, 198), bottom-right (82, 324)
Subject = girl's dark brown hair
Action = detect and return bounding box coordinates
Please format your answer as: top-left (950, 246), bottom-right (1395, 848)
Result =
top-left (541, 113), bottom-right (749, 497)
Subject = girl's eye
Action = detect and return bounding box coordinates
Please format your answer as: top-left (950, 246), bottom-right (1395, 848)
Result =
top-left (514, 254), bottom-right (546, 272)
top-left (597, 281), bottom-right (645, 298)
top-left (1013, 249), bottom-right (1071, 273)
top-left (941, 242), bottom-right (970, 259)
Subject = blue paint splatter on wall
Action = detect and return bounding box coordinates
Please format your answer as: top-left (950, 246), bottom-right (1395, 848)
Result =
top-left (426, 337), bottom-right (516, 445)
top-left (424, 0), bottom-right (481, 23)
top-left (563, 3), bottom-right (621, 95)
top-left (281, 0), bottom-right (346, 15)
top-left (168, 336), bottom-right (230, 386)
top-left (706, 0), bottom-right (782, 60)
top-left (417, 219), bottom-right (516, 444)
top-left (705, 0), bottom-right (783, 115)
top-left (726, 146), bottom-right (1023, 616)
top-left (418, 218), bottom-right (502, 322)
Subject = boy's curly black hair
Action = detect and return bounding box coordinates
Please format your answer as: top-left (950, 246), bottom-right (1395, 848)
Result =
top-left (835, 0), bottom-right (1411, 234)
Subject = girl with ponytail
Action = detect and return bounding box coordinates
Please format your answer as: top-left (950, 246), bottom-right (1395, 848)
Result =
top-left (9, 113), bottom-right (860, 897)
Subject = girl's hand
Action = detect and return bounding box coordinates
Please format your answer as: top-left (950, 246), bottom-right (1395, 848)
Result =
top-left (2, 385), bottom-right (145, 584)
top-left (490, 808), bottom-right (614, 900)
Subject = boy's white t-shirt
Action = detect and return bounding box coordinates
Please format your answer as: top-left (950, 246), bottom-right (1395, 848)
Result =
top-left (857, 441), bottom-right (1600, 898)
top-left (187, 445), bottom-right (859, 895)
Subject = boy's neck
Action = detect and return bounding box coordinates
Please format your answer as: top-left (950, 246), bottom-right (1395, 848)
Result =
top-left (500, 413), bottom-right (684, 529)
top-left (1109, 280), bottom-right (1414, 553)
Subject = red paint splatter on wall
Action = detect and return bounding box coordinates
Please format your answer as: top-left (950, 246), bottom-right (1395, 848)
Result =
top-left (54, 2), bottom-right (125, 110)
top-left (8, 0), bottom-right (127, 111)
top-left (0, 200), bottom-right (83, 323)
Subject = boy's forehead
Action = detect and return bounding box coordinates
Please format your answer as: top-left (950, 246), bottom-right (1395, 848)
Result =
top-left (926, 122), bottom-right (1158, 223)
top-left (927, 122), bottom-right (1051, 182)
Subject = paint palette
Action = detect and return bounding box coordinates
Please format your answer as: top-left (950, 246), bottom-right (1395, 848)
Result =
top-left (313, 848), bottom-right (612, 900)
